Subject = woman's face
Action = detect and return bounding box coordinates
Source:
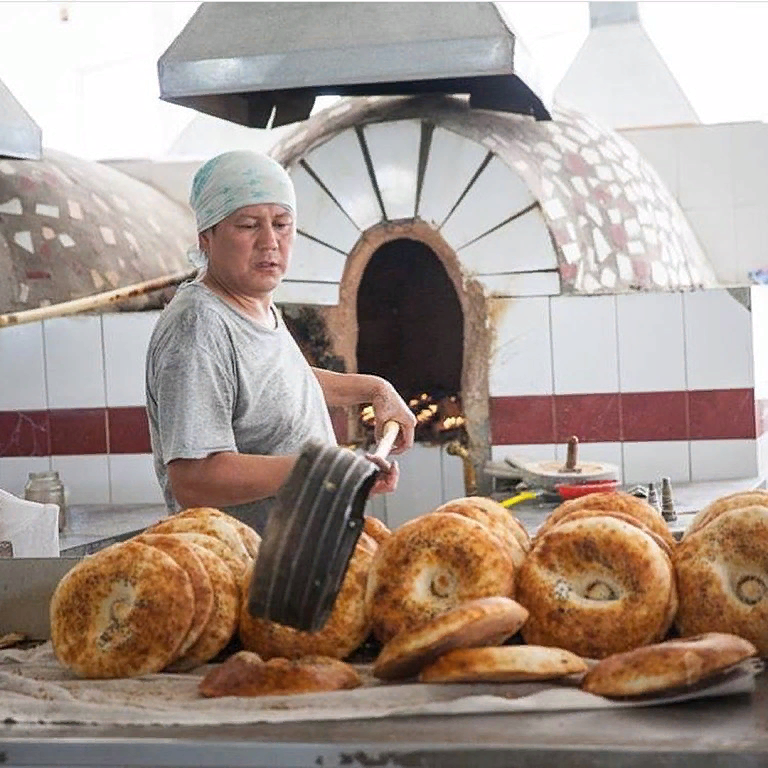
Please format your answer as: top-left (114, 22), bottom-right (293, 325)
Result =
top-left (198, 203), bottom-right (295, 298)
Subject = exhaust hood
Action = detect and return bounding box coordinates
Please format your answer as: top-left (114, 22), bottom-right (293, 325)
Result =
top-left (157, 1), bottom-right (550, 128)
top-left (0, 78), bottom-right (42, 160)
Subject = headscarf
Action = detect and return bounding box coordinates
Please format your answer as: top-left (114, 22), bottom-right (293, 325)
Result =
top-left (187, 150), bottom-right (296, 267)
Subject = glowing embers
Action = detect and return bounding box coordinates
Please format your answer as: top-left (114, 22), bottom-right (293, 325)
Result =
top-left (360, 392), bottom-right (466, 445)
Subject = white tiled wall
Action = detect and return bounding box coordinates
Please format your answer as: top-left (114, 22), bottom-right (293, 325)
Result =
top-left (0, 455), bottom-right (51, 497)
top-left (690, 439), bottom-right (759, 482)
top-left (683, 289), bottom-right (754, 390)
top-left (622, 441), bottom-right (690, 485)
top-left (44, 314), bottom-right (106, 408)
top-left (0, 321), bottom-right (47, 409)
top-left (51, 454), bottom-right (110, 505)
top-left (488, 297), bottom-right (553, 397)
top-left (109, 453), bottom-right (164, 504)
top-left (621, 121), bottom-right (768, 285)
top-left (550, 295), bottom-right (619, 394)
top-left (103, 311), bottom-right (160, 407)
top-left (616, 292), bottom-right (686, 392)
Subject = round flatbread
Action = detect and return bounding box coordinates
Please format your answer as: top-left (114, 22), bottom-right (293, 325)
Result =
top-left (134, 533), bottom-right (214, 657)
top-left (581, 633), bottom-right (758, 697)
top-left (365, 512), bottom-right (517, 644)
top-left (363, 516), bottom-right (391, 547)
top-left (199, 651), bottom-right (363, 697)
top-left (176, 507), bottom-right (261, 558)
top-left (50, 540), bottom-right (194, 678)
top-left (166, 542), bottom-right (240, 671)
top-left (239, 537), bottom-right (374, 660)
top-left (419, 645), bottom-right (587, 683)
top-left (683, 490), bottom-right (768, 539)
top-left (146, 513), bottom-right (250, 566)
top-left (374, 596), bottom-right (529, 680)
top-left (163, 531), bottom-right (247, 583)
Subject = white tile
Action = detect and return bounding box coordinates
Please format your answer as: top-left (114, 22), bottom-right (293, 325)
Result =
top-left (476, 271), bottom-right (561, 298)
top-left (363, 120), bottom-right (421, 220)
top-left (103, 311), bottom-right (160, 407)
top-left (677, 124), bottom-right (733, 211)
top-left (684, 289), bottom-right (754, 390)
top-left (441, 156), bottom-right (536, 250)
top-left (109, 453), bottom-right (164, 504)
top-left (622, 441), bottom-right (690, 485)
top-left (751, 286), bottom-right (768, 400)
top-left (288, 233), bottom-right (347, 283)
top-left (290, 164), bottom-right (361, 252)
top-left (617, 292), bottom-right (685, 392)
top-left (683, 206), bottom-right (737, 284)
top-left (0, 321), bottom-right (47, 409)
top-left (757, 433), bottom-right (768, 478)
top-left (440, 447), bottom-right (467, 502)
top-left (551, 295), bottom-right (619, 394)
top-left (419, 126), bottom-right (488, 228)
top-left (730, 122), bottom-right (768, 208)
top-left (690, 439), bottom-right (758, 482)
top-left (385, 444), bottom-right (444, 530)
top-left (303, 128), bottom-right (381, 230)
top-left (488, 297), bottom-right (553, 397)
top-left (491, 444), bottom-right (557, 463)
top-left (554, 441), bottom-right (624, 483)
top-left (44, 315), bottom-right (106, 408)
top-left (459, 207), bottom-right (559, 275)
top-left (51, 455), bottom-right (110, 505)
top-left (0, 456), bottom-right (51, 498)
top-left (273, 280), bottom-right (339, 306)
top-left (734, 204), bottom-right (768, 283)
top-left (620, 126), bottom-right (680, 198)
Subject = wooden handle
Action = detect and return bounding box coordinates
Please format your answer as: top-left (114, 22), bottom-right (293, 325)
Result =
top-left (565, 436), bottom-right (580, 470)
top-left (0, 268), bottom-right (197, 329)
top-left (371, 420), bottom-right (400, 461)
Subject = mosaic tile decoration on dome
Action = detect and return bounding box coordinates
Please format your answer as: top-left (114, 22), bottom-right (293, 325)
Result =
top-left (0, 150), bottom-right (196, 314)
top-left (272, 95), bottom-right (717, 295)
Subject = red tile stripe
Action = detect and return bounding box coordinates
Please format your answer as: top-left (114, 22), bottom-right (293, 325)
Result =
top-left (0, 391), bottom-right (764, 458)
top-left (491, 389), bottom-right (760, 444)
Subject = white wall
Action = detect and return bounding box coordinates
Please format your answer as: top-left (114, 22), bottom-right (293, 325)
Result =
top-left (621, 122), bottom-right (768, 285)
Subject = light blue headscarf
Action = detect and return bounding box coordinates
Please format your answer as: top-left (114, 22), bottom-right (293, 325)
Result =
top-left (187, 150), bottom-right (296, 267)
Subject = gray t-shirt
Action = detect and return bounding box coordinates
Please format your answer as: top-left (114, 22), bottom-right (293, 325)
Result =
top-left (145, 280), bottom-right (336, 532)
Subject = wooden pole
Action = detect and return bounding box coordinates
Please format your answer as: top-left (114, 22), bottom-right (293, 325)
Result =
top-left (0, 269), bottom-right (197, 328)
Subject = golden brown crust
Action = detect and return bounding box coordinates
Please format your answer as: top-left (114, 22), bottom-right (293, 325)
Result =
top-left (581, 632), bottom-right (757, 697)
top-left (675, 505), bottom-right (768, 655)
top-left (363, 516), bottom-right (391, 547)
top-left (534, 492), bottom-right (676, 549)
top-left (546, 509), bottom-right (674, 559)
top-left (356, 530), bottom-right (379, 556)
top-left (683, 490), bottom-right (768, 539)
top-left (146, 513), bottom-right (250, 566)
top-left (162, 531), bottom-right (247, 584)
top-left (419, 645), bottom-right (587, 683)
top-left (50, 540), bottom-right (194, 679)
top-left (373, 596), bottom-right (529, 680)
top-left (198, 651), bottom-right (363, 697)
top-left (133, 533), bottom-right (214, 657)
top-left (516, 516), bottom-right (677, 659)
top-left (432, 497), bottom-right (527, 568)
top-left (176, 507), bottom-right (261, 558)
top-left (239, 538), bottom-right (374, 660)
top-left (365, 512), bottom-right (517, 644)
top-left (166, 542), bottom-right (240, 671)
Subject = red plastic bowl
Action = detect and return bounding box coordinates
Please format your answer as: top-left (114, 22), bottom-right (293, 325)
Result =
top-left (555, 479), bottom-right (619, 500)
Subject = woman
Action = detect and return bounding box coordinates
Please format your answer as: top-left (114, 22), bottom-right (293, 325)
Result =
top-left (145, 150), bottom-right (416, 532)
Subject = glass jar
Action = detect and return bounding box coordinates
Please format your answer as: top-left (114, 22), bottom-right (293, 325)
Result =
top-left (24, 470), bottom-right (67, 532)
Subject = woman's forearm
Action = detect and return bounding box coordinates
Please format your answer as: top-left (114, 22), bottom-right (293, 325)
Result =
top-left (167, 451), bottom-right (297, 509)
top-left (311, 368), bottom-right (392, 407)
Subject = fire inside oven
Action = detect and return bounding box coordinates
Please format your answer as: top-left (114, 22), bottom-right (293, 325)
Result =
top-left (356, 238), bottom-right (466, 444)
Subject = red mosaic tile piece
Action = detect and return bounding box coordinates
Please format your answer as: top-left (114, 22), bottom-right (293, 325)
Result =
top-left (554, 393), bottom-right (621, 443)
top-left (0, 410), bottom-right (51, 457)
top-left (689, 389), bottom-right (756, 440)
top-left (108, 407), bottom-right (151, 454)
top-left (490, 395), bottom-right (555, 445)
top-left (49, 408), bottom-right (107, 456)
top-left (621, 391), bottom-right (688, 441)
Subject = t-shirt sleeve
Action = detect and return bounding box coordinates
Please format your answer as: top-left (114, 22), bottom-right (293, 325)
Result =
top-left (152, 309), bottom-right (239, 465)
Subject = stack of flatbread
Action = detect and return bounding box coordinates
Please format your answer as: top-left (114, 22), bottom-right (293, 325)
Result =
top-left (50, 507), bottom-right (257, 678)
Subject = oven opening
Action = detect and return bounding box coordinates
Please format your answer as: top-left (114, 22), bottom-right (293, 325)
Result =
top-left (356, 237), bottom-right (466, 444)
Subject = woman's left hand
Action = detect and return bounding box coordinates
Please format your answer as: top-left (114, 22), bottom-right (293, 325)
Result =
top-left (365, 455), bottom-right (400, 495)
